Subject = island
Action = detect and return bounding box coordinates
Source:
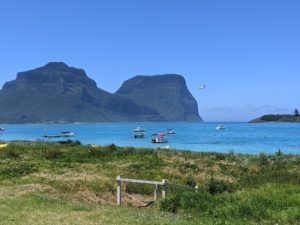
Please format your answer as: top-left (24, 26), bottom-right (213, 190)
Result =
top-left (250, 113), bottom-right (300, 123)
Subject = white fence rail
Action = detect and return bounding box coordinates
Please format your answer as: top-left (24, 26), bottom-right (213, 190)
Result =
top-left (116, 176), bottom-right (198, 206)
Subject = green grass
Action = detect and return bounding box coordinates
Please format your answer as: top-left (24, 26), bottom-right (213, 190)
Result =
top-left (0, 141), bottom-right (299, 224)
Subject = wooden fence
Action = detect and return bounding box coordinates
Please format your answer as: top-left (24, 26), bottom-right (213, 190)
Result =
top-left (116, 176), bottom-right (198, 206)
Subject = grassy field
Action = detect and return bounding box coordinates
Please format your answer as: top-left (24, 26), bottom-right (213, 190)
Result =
top-left (0, 141), bottom-right (299, 224)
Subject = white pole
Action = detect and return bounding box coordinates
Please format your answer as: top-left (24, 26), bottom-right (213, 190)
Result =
top-left (154, 184), bottom-right (158, 202)
top-left (117, 176), bottom-right (122, 206)
top-left (162, 179), bottom-right (166, 198)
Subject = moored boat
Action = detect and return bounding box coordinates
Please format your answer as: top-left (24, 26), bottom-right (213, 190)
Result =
top-left (216, 124), bottom-right (226, 130)
top-left (157, 145), bottom-right (170, 149)
top-left (133, 127), bottom-right (145, 138)
top-left (151, 133), bottom-right (168, 143)
top-left (60, 131), bottom-right (75, 137)
top-left (133, 127), bottom-right (146, 132)
top-left (42, 131), bottom-right (75, 139)
top-left (134, 132), bottom-right (145, 138)
top-left (167, 128), bottom-right (175, 134)
top-left (151, 136), bottom-right (168, 143)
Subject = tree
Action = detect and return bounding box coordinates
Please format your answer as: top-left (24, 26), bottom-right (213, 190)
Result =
top-left (294, 109), bottom-right (299, 117)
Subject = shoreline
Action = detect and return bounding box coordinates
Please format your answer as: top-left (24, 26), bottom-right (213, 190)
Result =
top-left (0, 140), bottom-right (299, 156)
top-left (1, 122), bottom-right (300, 155)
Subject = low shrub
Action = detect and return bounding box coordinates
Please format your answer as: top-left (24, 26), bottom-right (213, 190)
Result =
top-left (207, 178), bottom-right (236, 195)
top-left (0, 162), bottom-right (38, 179)
top-left (215, 153), bottom-right (226, 160)
top-left (160, 184), bottom-right (300, 224)
top-left (160, 188), bottom-right (214, 214)
top-left (0, 148), bottom-right (21, 159)
top-left (159, 193), bottom-right (182, 213)
top-left (43, 148), bottom-right (63, 160)
top-left (177, 161), bottom-right (198, 173)
top-left (186, 176), bottom-right (196, 187)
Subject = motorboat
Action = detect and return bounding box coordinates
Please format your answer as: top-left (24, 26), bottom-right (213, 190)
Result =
top-left (157, 145), bottom-right (170, 149)
top-left (0, 128), bottom-right (6, 131)
top-left (133, 127), bottom-right (146, 132)
top-left (167, 128), bottom-right (175, 134)
top-left (133, 127), bottom-right (145, 138)
top-left (60, 131), bottom-right (75, 137)
top-left (151, 136), bottom-right (168, 143)
top-left (151, 133), bottom-right (168, 143)
top-left (42, 131), bottom-right (75, 139)
top-left (42, 135), bottom-right (62, 139)
top-left (216, 124), bottom-right (226, 130)
top-left (134, 132), bottom-right (145, 139)
top-left (154, 132), bottom-right (167, 137)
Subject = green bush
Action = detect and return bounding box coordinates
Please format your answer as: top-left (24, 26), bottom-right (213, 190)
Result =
top-left (159, 193), bottom-right (181, 213)
top-left (0, 162), bottom-right (38, 179)
top-left (207, 178), bottom-right (236, 195)
top-left (1, 148), bottom-right (21, 159)
top-left (261, 114), bottom-right (281, 121)
top-left (185, 176), bottom-right (196, 187)
top-left (257, 153), bottom-right (269, 166)
top-left (43, 148), bottom-right (63, 160)
top-left (160, 184), bottom-right (300, 224)
top-left (160, 188), bottom-right (214, 215)
top-left (215, 153), bottom-right (226, 160)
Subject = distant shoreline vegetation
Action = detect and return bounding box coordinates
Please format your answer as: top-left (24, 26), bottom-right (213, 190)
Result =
top-left (250, 114), bottom-right (300, 123)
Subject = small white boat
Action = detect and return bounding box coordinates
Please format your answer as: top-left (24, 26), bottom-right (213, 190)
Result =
top-left (157, 145), bottom-right (170, 149)
top-left (0, 128), bottom-right (6, 131)
top-left (134, 132), bottom-right (145, 139)
top-left (133, 127), bottom-right (145, 138)
top-left (133, 127), bottom-right (146, 132)
top-left (60, 131), bottom-right (75, 137)
top-left (151, 133), bottom-right (168, 143)
top-left (167, 128), bottom-right (175, 134)
top-left (216, 124), bottom-right (226, 130)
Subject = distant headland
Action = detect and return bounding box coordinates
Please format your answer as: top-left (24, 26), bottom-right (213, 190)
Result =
top-left (0, 62), bottom-right (202, 124)
top-left (250, 110), bottom-right (300, 123)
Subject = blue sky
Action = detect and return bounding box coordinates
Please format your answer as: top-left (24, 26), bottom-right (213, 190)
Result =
top-left (0, 0), bottom-right (299, 121)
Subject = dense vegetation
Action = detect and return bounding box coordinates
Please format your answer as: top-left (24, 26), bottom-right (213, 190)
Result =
top-left (0, 141), bottom-right (299, 224)
top-left (250, 114), bottom-right (300, 123)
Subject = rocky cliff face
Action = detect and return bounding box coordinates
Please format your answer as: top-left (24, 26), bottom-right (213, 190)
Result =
top-left (115, 75), bottom-right (202, 121)
top-left (0, 62), bottom-right (201, 123)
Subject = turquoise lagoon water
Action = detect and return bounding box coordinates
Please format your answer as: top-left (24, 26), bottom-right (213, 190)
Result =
top-left (0, 122), bottom-right (299, 154)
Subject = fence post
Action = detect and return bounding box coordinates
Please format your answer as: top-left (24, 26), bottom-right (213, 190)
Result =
top-left (154, 184), bottom-right (158, 202)
top-left (117, 176), bottom-right (122, 206)
top-left (162, 179), bottom-right (166, 198)
top-left (195, 185), bottom-right (199, 193)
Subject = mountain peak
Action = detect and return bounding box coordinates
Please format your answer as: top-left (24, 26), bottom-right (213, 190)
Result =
top-left (0, 64), bottom-right (202, 123)
top-left (116, 74), bottom-right (202, 121)
top-left (43, 62), bottom-right (69, 70)
top-left (14, 61), bottom-right (91, 83)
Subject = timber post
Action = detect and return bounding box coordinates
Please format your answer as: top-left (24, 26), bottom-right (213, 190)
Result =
top-left (162, 179), bottom-right (166, 198)
top-left (154, 184), bottom-right (158, 202)
top-left (117, 176), bottom-right (122, 206)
